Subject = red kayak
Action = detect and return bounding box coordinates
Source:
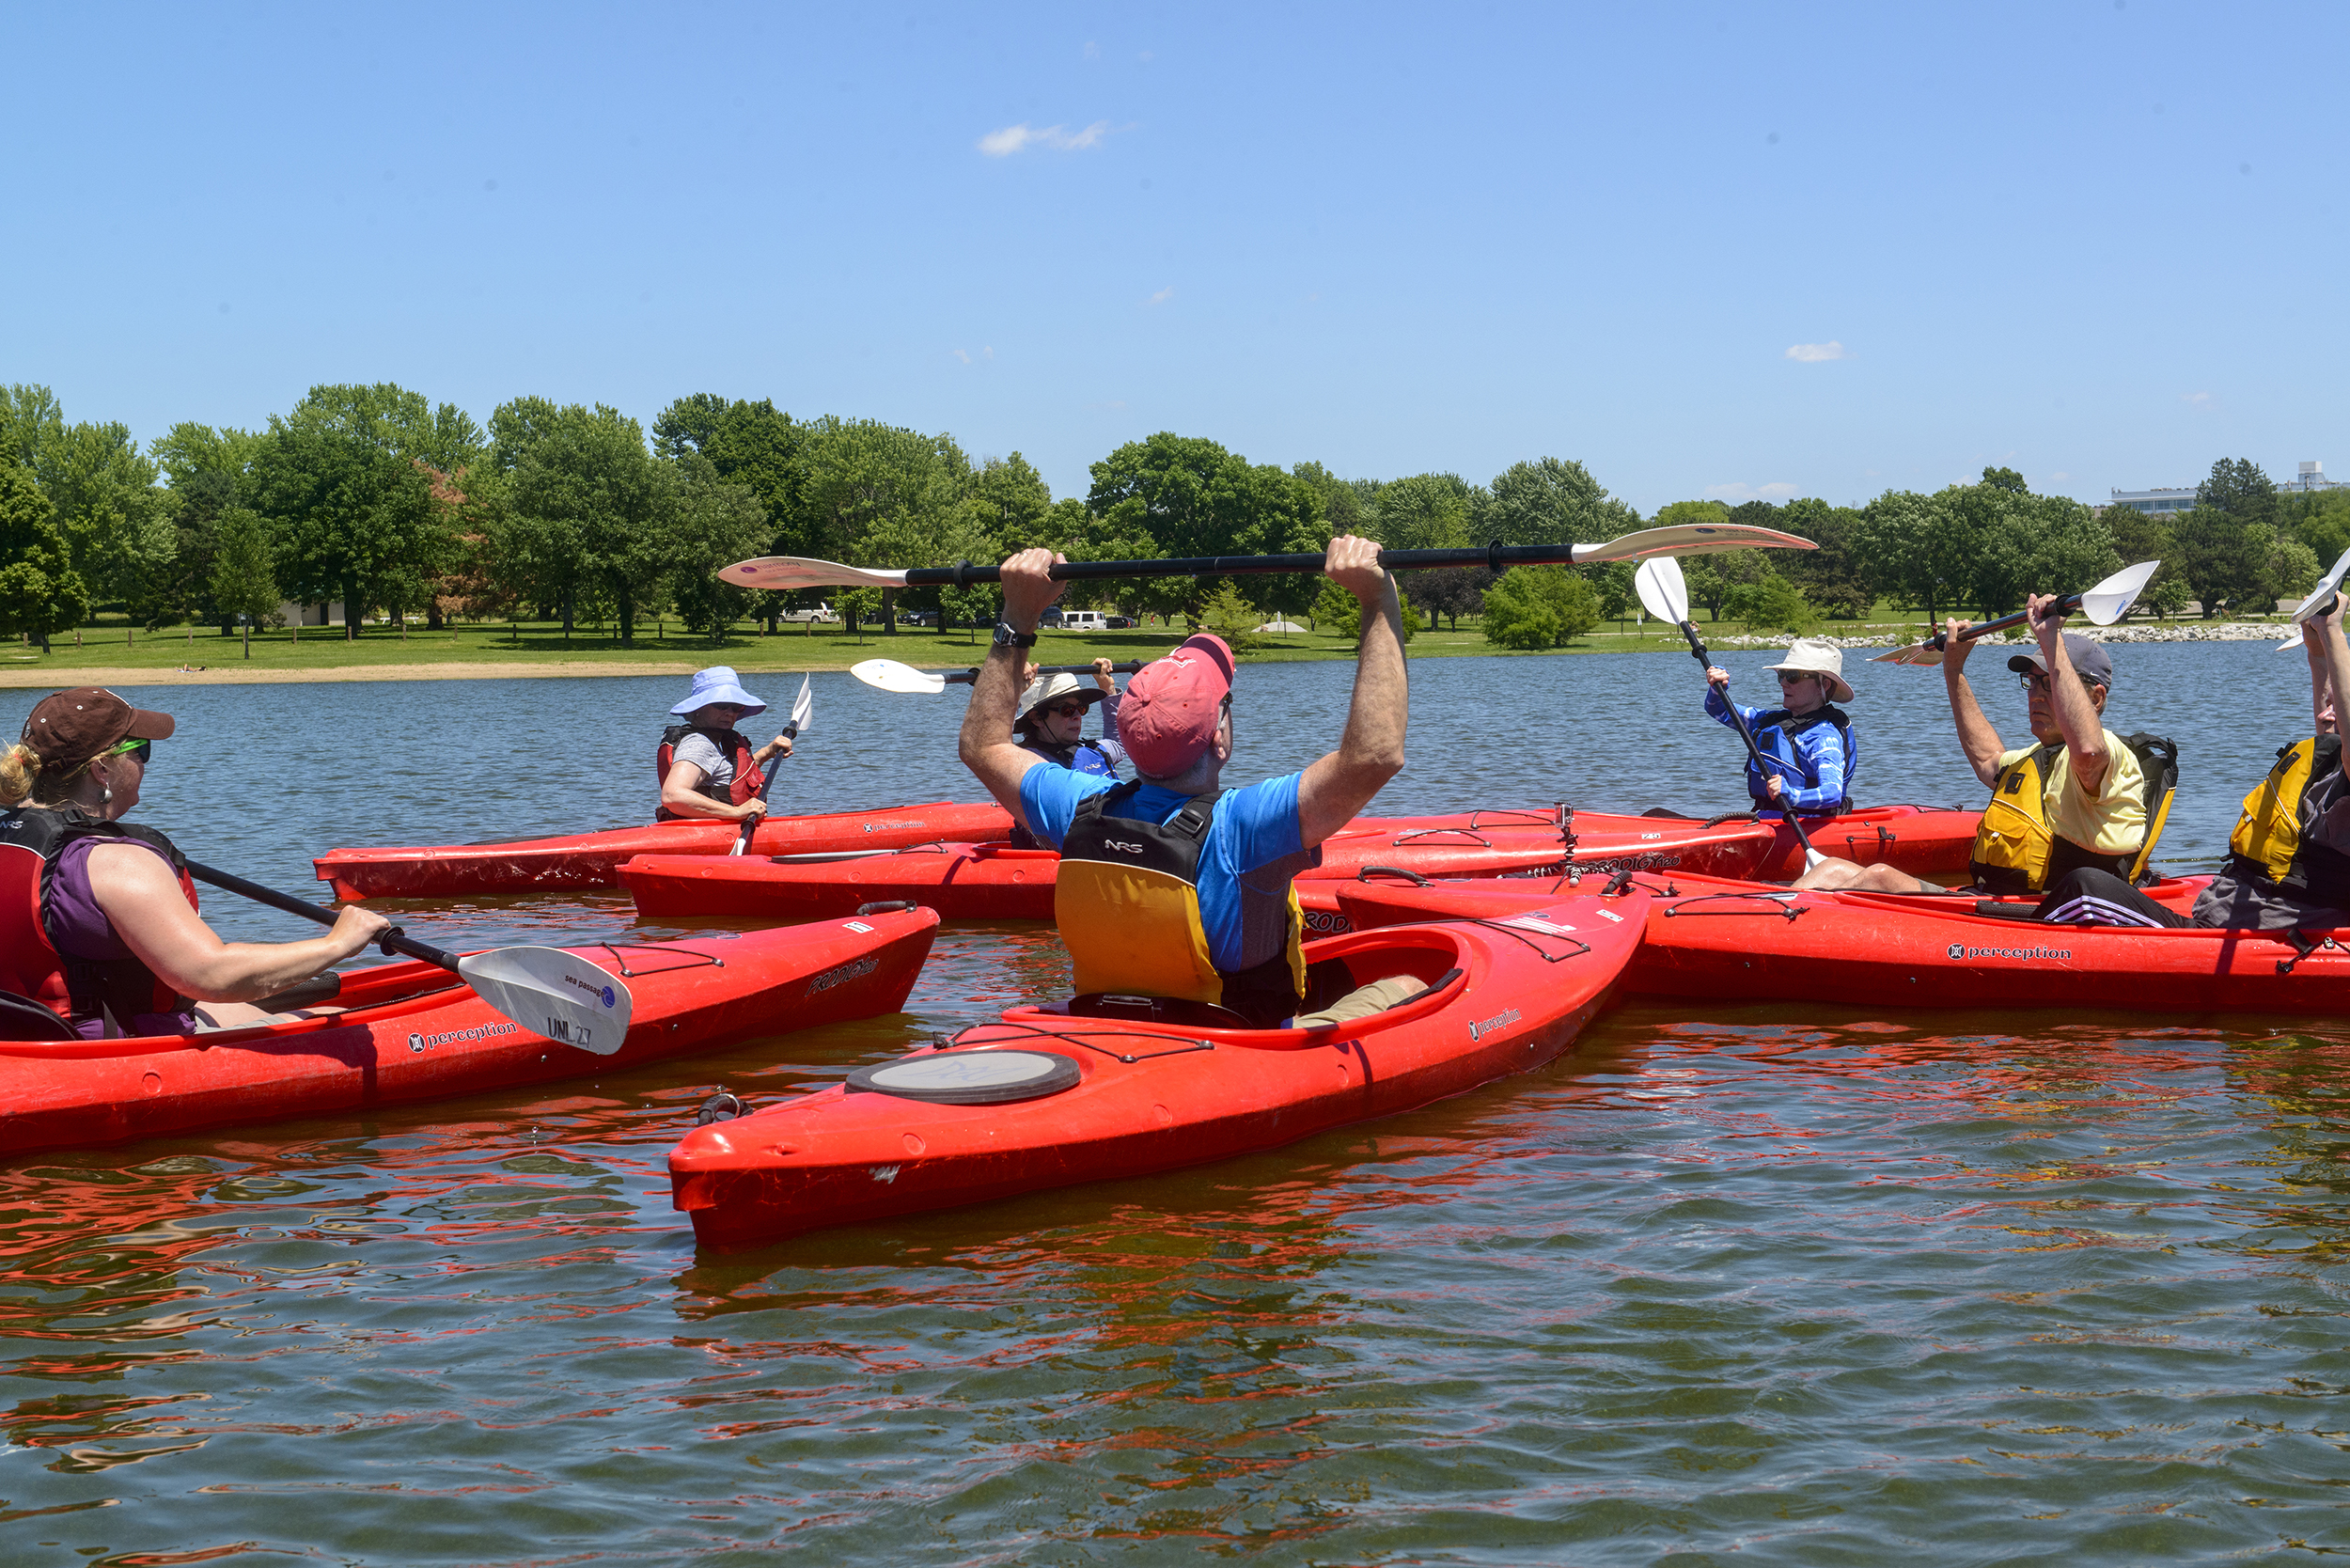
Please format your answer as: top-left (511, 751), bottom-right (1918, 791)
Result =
top-left (616, 812), bottom-right (1777, 920)
top-left (313, 802), bottom-right (1012, 900)
top-left (0, 907), bottom-right (939, 1155)
top-left (1322, 870), bottom-right (2350, 1017)
top-left (1365, 803), bottom-right (1982, 884)
top-left (668, 886), bottom-right (1648, 1247)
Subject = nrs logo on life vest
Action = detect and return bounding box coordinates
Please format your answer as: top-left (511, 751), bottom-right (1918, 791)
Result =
top-left (1106, 840), bottom-right (1145, 855)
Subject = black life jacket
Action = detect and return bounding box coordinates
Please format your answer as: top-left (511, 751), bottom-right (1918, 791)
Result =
top-left (2226, 733), bottom-right (2350, 907)
top-left (0, 805), bottom-right (197, 1033)
top-left (1008, 737), bottom-right (1123, 849)
top-left (1054, 781), bottom-right (1316, 1027)
top-left (654, 725), bottom-right (760, 820)
top-left (1745, 704), bottom-right (1855, 814)
top-left (1969, 731), bottom-right (2179, 893)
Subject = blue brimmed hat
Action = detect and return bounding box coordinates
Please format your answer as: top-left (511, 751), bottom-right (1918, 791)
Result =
top-left (669, 666), bottom-right (769, 717)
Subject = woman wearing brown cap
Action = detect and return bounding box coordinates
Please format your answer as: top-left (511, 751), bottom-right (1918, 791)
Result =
top-left (0, 687), bottom-right (389, 1039)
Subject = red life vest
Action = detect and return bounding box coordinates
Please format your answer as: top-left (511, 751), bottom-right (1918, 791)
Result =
top-left (0, 805), bottom-right (199, 1030)
top-left (654, 725), bottom-right (762, 820)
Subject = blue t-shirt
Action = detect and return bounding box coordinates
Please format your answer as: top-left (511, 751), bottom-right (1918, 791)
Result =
top-left (1019, 765), bottom-right (1307, 973)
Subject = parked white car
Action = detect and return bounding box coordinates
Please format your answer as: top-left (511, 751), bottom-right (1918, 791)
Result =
top-left (1058, 610), bottom-right (1111, 632)
top-left (779, 601), bottom-right (839, 624)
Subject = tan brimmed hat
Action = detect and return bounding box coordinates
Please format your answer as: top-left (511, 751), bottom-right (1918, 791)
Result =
top-left (1764, 639), bottom-right (1854, 704)
top-left (1014, 672), bottom-right (1104, 725)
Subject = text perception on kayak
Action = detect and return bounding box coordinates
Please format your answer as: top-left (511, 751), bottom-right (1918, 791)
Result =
top-left (409, 1021), bottom-right (517, 1053)
top-left (1946, 942), bottom-right (2074, 962)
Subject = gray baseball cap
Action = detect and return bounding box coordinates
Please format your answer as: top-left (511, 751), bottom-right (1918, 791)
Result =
top-left (2008, 631), bottom-right (2114, 689)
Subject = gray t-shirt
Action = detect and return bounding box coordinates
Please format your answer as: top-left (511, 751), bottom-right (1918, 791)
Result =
top-left (2193, 765), bottom-right (2350, 929)
top-left (671, 732), bottom-right (735, 792)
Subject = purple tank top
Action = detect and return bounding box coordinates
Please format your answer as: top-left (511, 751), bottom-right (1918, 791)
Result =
top-left (52, 837), bottom-right (200, 1039)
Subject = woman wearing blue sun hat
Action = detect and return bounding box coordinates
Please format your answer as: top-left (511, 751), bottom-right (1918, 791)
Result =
top-left (655, 666), bottom-right (796, 823)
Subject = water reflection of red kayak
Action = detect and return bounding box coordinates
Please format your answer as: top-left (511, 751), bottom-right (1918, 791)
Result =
top-left (668, 887), bottom-right (1647, 1247)
top-left (0, 909), bottom-right (938, 1156)
top-left (312, 803), bottom-right (1014, 899)
top-left (1314, 870), bottom-right (2350, 1017)
top-left (616, 813), bottom-right (1776, 920)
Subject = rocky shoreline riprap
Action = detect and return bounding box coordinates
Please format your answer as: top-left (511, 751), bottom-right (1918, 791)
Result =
top-left (1704, 619), bottom-right (2291, 651)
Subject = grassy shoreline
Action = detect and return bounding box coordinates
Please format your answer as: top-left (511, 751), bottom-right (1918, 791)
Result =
top-left (0, 607), bottom-right (1991, 687)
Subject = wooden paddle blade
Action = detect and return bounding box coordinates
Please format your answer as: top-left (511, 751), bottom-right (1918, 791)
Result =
top-left (1572, 523), bottom-right (1818, 565)
top-left (457, 948), bottom-right (634, 1056)
top-left (2292, 546), bottom-right (2350, 624)
top-left (850, 659), bottom-right (948, 694)
top-left (1634, 557), bottom-right (1690, 624)
top-left (719, 557), bottom-right (910, 591)
top-left (1869, 641), bottom-right (1949, 666)
top-left (2078, 560), bottom-right (2162, 626)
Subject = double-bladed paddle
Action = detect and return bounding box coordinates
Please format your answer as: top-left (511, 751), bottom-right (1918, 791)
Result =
top-left (731, 674), bottom-right (813, 855)
top-left (1868, 561), bottom-right (2162, 666)
top-left (852, 659), bottom-right (1147, 695)
top-left (718, 521), bottom-right (1818, 593)
top-left (1634, 556), bottom-right (1826, 871)
top-left (183, 861), bottom-right (635, 1055)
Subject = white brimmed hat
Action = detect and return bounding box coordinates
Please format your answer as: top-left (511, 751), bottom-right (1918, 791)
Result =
top-left (1014, 672), bottom-right (1105, 725)
top-left (1764, 639), bottom-right (1854, 704)
top-left (669, 666), bottom-right (769, 717)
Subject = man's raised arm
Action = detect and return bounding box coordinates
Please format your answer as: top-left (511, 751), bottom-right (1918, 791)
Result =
top-left (958, 549), bottom-right (1068, 825)
top-left (1296, 535), bottom-right (1408, 846)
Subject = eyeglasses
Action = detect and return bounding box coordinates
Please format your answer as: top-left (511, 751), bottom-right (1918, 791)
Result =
top-left (105, 738), bottom-right (152, 764)
top-left (2019, 672), bottom-right (2100, 695)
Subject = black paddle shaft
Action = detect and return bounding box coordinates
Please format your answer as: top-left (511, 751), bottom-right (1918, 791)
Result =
top-left (732, 715), bottom-right (804, 852)
top-left (902, 541), bottom-right (1593, 588)
top-left (948, 660), bottom-right (1147, 685)
top-left (184, 860), bottom-right (457, 972)
top-left (1670, 621), bottom-right (1821, 860)
top-left (1914, 588), bottom-right (2090, 655)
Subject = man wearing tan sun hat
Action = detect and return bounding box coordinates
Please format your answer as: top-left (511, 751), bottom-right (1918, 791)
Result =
top-left (1702, 636), bottom-right (1860, 822)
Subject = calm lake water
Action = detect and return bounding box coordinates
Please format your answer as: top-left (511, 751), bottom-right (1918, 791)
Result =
top-left (6, 640), bottom-right (2350, 1565)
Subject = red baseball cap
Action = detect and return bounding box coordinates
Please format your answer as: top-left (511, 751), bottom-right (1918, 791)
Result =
top-left (1119, 635), bottom-right (1235, 777)
top-left (21, 687), bottom-right (176, 773)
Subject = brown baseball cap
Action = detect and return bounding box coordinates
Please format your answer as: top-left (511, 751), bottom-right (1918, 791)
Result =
top-left (20, 687), bottom-right (176, 773)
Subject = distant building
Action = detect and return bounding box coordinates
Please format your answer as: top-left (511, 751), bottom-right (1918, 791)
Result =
top-left (2106, 486), bottom-right (2196, 517)
top-left (2108, 462), bottom-right (2343, 517)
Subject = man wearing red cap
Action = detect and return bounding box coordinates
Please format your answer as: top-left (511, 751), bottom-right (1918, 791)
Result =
top-left (960, 538), bottom-right (1408, 1027)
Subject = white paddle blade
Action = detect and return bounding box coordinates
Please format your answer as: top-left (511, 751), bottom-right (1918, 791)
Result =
top-left (850, 658), bottom-right (948, 695)
top-left (1634, 557), bottom-right (1690, 625)
top-left (2079, 560), bottom-right (2162, 626)
top-left (2279, 626), bottom-right (2307, 652)
top-left (790, 672), bottom-right (814, 735)
top-left (2292, 546), bottom-right (2350, 624)
top-left (719, 556), bottom-right (910, 591)
top-left (458, 948), bottom-right (634, 1057)
top-left (1572, 523), bottom-right (1819, 565)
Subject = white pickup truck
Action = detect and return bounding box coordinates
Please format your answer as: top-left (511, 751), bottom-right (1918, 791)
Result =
top-left (778, 601), bottom-right (839, 624)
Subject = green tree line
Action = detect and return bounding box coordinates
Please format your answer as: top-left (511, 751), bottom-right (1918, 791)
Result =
top-left (0, 378), bottom-right (2327, 653)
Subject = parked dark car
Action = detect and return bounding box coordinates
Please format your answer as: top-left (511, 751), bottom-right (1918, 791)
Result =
top-left (898, 609), bottom-right (940, 626)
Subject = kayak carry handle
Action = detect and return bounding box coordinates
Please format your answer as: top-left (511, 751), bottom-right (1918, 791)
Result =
top-left (1356, 865), bottom-right (1433, 886)
top-left (854, 901), bottom-right (918, 916)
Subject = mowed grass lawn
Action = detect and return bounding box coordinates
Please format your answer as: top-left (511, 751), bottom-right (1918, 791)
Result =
top-left (5, 603), bottom-right (1983, 682)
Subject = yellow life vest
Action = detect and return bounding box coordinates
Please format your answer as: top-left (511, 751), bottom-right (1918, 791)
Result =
top-left (1968, 733), bottom-right (2178, 894)
top-left (1055, 782), bottom-right (1308, 1027)
top-left (2226, 733), bottom-right (2350, 899)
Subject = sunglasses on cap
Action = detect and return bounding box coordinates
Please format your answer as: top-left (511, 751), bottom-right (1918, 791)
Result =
top-left (105, 738), bottom-right (152, 764)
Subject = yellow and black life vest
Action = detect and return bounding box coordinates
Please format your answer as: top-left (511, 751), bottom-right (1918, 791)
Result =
top-left (1968, 732), bottom-right (2178, 894)
top-left (1055, 781), bottom-right (1309, 1027)
top-left (2225, 733), bottom-right (2350, 903)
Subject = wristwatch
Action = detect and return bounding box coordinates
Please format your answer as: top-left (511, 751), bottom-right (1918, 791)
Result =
top-left (993, 621), bottom-right (1037, 650)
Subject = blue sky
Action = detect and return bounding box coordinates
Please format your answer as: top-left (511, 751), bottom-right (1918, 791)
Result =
top-left (5, 1), bottom-right (2342, 516)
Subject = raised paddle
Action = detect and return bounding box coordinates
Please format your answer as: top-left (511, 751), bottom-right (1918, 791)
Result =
top-left (182, 861), bottom-right (635, 1054)
top-left (852, 658), bottom-right (1147, 696)
top-left (1634, 556), bottom-right (1827, 872)
top-left (717, 521), bottom-right (1818, 594)
top-left (2272, 545), bottom-right (2350, 651)
top-left (1869, 560), bottom-right (2161, 666)
top-left (731, 674), bottom-right (813, 855)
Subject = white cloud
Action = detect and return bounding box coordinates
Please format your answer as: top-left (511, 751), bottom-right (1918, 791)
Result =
top-left (1785, 341), bottom-right (1848, 363)
top-left (977, 119), bottom-right (1116, 156)
top-left (1704, 481), bottom-right (1800, 502)
top-left (2183, 390), bottom-right (2216, 410)
top-left (952, 349), bottom-right (970, 365)
top-left (1148, 286), bottom-right (1174, 305)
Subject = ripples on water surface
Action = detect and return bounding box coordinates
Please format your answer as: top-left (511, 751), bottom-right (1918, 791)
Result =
top-left (5, 646), bottom-right (2349, 1563)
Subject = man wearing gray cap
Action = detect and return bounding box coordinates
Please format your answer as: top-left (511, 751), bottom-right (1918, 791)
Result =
top-left (1794, 592), bottom-right (2174, 914)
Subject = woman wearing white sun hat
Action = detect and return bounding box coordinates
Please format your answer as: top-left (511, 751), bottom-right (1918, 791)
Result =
top-left (1702, 637), bottom-right (1858, 820)
top-left (655, 666), bottom-right (796, 823)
